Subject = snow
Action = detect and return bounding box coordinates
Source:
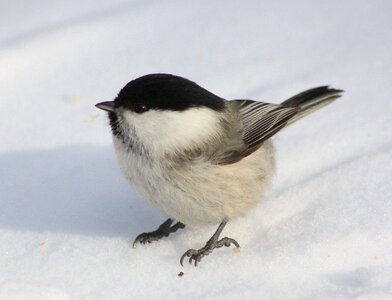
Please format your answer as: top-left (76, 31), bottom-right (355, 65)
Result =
top-left (1, 0), bottom-right (392, 299)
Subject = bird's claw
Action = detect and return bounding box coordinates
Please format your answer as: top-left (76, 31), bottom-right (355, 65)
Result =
top-left (133, 219), bottom-right (185, 248)
top-left (180, 237), bottom-right (240, 266)
top-left (132, 232), bottom-right (164, 248)
top-left (180, 248), bottom-right (210, 267)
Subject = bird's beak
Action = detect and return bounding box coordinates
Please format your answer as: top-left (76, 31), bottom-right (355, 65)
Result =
top-left (95, 101), bottom-right (115, 112)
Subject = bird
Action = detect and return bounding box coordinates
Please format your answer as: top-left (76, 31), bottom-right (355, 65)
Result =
top-left (95, 73), bottom-right (343, 266)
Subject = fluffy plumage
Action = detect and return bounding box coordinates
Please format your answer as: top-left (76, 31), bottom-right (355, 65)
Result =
top-left (99, 74), bottom-right (343, 226)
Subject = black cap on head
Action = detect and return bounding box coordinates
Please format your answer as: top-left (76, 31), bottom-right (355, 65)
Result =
top-left (115, 74), bottom-right (225, 112)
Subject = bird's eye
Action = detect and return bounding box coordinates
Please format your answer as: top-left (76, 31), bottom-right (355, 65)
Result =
top-left (134, 103), bottom-right (148, 113)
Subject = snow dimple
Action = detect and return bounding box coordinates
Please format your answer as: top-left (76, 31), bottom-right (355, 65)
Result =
top-left (1, 0), bottom-right (392, 299)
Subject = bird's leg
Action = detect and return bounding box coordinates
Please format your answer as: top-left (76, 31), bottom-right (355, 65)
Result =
top-left (180, 219), bottom-right (240, 266)
top-left (133, 218), bottom-right (185, 247)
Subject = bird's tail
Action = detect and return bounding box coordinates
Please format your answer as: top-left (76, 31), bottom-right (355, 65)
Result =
top-left (281, 86), bottom-right (343, 126)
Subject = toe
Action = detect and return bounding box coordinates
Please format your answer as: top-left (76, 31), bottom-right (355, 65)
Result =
top-left (180, 251), bottom-right (190, 266)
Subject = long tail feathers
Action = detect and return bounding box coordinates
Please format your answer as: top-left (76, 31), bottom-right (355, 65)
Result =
top-left (281, 86), bottom-right (343, 126)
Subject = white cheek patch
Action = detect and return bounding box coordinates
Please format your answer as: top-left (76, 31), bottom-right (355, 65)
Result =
top-left (122, 107), bottom-right (221, 153)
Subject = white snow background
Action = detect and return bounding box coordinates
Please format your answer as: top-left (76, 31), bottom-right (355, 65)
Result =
top-left (1, 1), bottom-right (391, 299)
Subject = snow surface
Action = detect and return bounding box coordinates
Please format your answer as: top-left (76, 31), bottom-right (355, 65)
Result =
top-left (1, 0), bottom-right (392, 299)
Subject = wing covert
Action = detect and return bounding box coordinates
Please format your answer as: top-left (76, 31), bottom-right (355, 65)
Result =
top-left (215, 100), bottom-right (298, 165)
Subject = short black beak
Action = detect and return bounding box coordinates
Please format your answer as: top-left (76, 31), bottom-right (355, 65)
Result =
top-left (95, 101), bottom-right (115, 112)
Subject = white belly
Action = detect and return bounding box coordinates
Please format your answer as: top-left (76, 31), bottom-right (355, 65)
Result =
top-left (113, 137), bottom-right (275, 226)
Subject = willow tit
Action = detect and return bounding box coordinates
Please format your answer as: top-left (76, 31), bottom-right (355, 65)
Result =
top-left (96, 74), bottom-right (343, 266)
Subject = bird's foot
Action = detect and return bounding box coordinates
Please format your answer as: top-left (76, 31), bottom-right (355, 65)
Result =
top-left (180, 236), bottom-right (240, 266)
top-left (133, 219), bottom-right (185, 247)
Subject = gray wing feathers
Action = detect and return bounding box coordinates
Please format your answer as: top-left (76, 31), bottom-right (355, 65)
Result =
top-left (215, 86), bottom-right (343, 165)
top-left (237, 100), bottom-right (298, 148)
top-left (214, 100), bottom-right (298, 165)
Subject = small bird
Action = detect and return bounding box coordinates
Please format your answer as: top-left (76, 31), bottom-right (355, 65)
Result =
top-left (96, 74), bottom-right (343, 266)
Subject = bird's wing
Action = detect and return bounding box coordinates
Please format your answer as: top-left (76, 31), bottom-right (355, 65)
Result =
top-left (215, 100), bottom-right (298, 165)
